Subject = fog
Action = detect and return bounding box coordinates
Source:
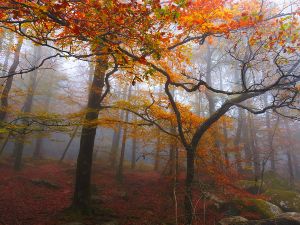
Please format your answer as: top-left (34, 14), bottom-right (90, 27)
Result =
top-left (0, 0), bottom-right (300, 224)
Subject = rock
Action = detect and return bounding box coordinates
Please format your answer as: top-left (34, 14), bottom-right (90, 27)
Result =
top-left (202, 191), bottom-right (225, 209)
top-left (218, 216), bottom-right (248, 225)
top-left (263, 200), bottom-right (283, 216)
top-left (266, 189), bottom-right (300, 212)
top-left (203, 191), bottom-right (224, 203)
top-left (230, 212), bottom-right (300, 225)
top-left (278, 212), bottom-right (300, 220)
top-left (222, 198), bottom-right (282, 219)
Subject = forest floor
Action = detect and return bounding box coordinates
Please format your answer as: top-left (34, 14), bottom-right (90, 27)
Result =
top-left (0, 158), bottom-right (222, 225)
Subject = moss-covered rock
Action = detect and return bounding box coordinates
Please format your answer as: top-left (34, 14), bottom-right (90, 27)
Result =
top-left (266, 189), bottom-right (300, 212)
top-left (222, 198), bottom-right (282, 219)
top-left (234, 212), bottom-right (300, 225)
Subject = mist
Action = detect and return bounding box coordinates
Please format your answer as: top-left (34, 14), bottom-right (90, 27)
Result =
top-left (0, 0), bottom-right (299, 224)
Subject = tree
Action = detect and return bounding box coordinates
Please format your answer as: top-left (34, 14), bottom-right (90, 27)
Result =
top-left (73, 51), bottom-right (110, 210)
top-left (0, 34), bottom-right (24, 122)
top-left (116, 85), bottom-right (132, 182)
top-left (116, 26), bottom-right (300, 225)
top-left (13, 45), bottom-right (41, 170)
top-left (32, 73), bottom-right (55, 159)
top-left (0, 0), bottom-right (299, 222)
top-left (263, 94), bottom-right (276, 172)
top-left (60, 125), bottom-right (80, 162)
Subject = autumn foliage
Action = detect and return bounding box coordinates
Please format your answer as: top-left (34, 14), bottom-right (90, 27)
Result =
top-left (0, 0), bottom-right (299, 224)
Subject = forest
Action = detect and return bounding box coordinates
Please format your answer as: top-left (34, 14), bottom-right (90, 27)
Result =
top-left (0, 0), bottom-right (299, 224)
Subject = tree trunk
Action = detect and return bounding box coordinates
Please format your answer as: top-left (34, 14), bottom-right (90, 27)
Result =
top-left (110, 93), bottom-right (126, 169)
top-left (60, 126), bottom-right (79, 162)
top-left (33, 137), bottom-right (43, 159)
top-left (204, 44), bottom-right (215, 116)
top-left (248, 113), bottom-right (260, 180)
top-left (14, 135), bottom-right (25, 170)
top-left (14, 45), bottom-right (41, 170)
top-left (131, 129), bottom-right (137, 170)
top-left (1, 35), bottom-right (23, 157)
top-left (1, 33), bottom-right (13, 77)
top-left (231, 63), bottom-right (247, 171)
top-left (168, 134), bottom-right (176, 177)
top-left (243, 114), bottom-right (252, 168)
top-left (287, 151), bottom-right (295, 188)
top-left (266, 113), bottom-right (276, 171)
top-left (116, 86), bottom-right (132, 182)
top-left (204, 45), bottom-right (223, 168)
top-left (88, 61), bottom-right (95, 86)
top-left (292, 154), bottom-right (300, 180)
top-left (167, 89), bottom-right (177, 176)
top-left (1, 50), bottom-right (10, 78)
top-left (219, 72), bottom-right (229, 168)
top-left (154, 131), bottom-right (161, 171)
top-left (110, 124), bottom-right (122, 168)
top-left (0, 35), bottom-right (24, 121)
top-left (13, 88), bottom-right (37, 169)
top-left (234, 108), bottom-right (244, 171)
top-left (185, 149), bottom-right (195, 225)
top-left (33, 83), bottom-right (53, 159)
top-left (195, 92), bottom-right (203, 117)
top-left (73, 53), bottom-right (108, 210)
top-left (283, 118), bottom-right (297, 185)
top-left (0, 132), bottom-right (10, 155)
top-left (264, 95), bottom-right (276, 171)
top-left (222, 121), bottom-right (230, 168)
top-left (116, 128), bottom-right (127, 182)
